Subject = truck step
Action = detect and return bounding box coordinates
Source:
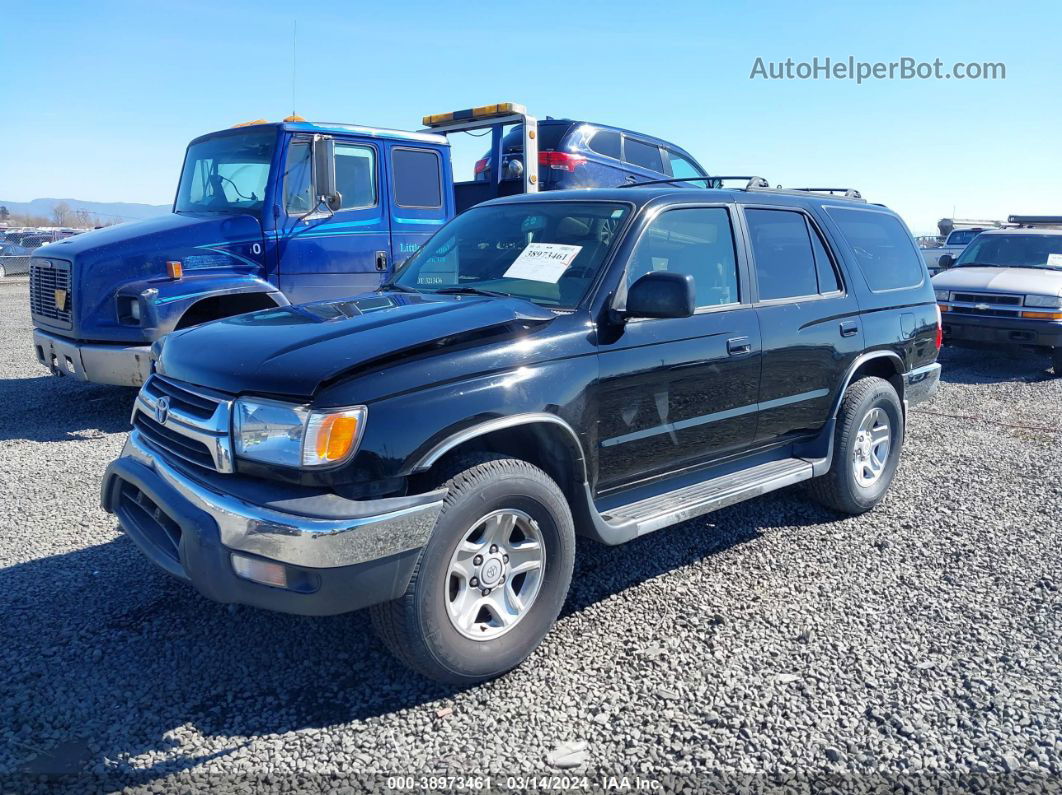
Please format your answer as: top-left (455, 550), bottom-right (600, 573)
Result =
top-left (601, 457), bottom-right (814, 536)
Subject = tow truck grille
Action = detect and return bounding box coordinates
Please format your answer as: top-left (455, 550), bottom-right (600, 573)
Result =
top-left (29, 258), bottom-right (72, 328)
top-left (132, 375), bottom-right (234, 473)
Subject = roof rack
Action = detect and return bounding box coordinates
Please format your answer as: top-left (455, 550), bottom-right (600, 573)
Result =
top-left (1007, 215), bottom-right (1062, 228)
top-left (790, 187), bottom-right (863, 200)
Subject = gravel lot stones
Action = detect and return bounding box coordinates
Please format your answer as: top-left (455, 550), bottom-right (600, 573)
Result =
top-left (1, 277), bottom-right (1060, 792)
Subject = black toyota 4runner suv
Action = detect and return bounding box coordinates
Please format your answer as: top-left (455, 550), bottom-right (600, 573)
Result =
top-left (103, 183), bottom-right (942, 683)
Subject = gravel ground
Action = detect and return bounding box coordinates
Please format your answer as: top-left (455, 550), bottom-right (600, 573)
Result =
top-left (1, 275), bottom-right (1060, 793)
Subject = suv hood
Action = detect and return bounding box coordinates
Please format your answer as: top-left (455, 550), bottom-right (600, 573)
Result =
top-left (156, 291), bottom-right (556, 398)
top-left (933, 266), bottom-right (1062, 295)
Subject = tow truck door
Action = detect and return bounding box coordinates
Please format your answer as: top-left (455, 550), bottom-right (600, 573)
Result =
top-left (383, 142), bottom-right (452, 272)
top-left (275, 134), bottom-right (392, 303)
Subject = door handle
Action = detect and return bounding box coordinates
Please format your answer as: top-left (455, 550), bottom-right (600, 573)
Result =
top-left (375, 250), bottom-right (388, 271)
top-left (727, 337), bottom-right (752, 355)
top-left (840, 320), bottom-right (859, 337)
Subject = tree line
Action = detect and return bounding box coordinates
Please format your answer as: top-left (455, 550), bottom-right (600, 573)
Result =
top-left (0, 202), bottom-right (119, 229)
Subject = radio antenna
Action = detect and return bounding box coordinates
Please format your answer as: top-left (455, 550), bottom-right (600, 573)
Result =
top-left (291, 20), bottom-right (297, 118)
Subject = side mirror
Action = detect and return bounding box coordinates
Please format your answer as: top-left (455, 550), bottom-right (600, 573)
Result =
top-left (937, 253), bottom-right (955, 270)
top-left (624, 271), bottom-right (695, 319)
top-left (313, 135), bottom-right (342, 212)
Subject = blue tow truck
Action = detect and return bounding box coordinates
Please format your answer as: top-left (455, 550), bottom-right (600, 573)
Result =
top-left (30, 103), bottom-right (708, 387)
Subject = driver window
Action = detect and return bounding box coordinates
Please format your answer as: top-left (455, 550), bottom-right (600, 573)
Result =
top-left (626, 208), bottom-right (740, 308)
top-left (284, 141), bottom-right (313, 213)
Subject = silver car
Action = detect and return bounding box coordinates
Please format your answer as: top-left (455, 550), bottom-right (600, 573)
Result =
top-left (932, 227), bottom-right (1062, 374)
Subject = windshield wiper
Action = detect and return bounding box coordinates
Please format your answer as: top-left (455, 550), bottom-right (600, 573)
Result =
top-left (434, 286), bottom-right (509, 298)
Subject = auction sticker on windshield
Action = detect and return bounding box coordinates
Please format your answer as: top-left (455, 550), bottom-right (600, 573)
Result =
top-left (1047, 253), bottom-right (1062, 267)
top-left (503, 243), bottom-right (582, 283)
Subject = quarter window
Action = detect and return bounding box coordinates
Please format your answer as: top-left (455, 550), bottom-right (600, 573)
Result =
top-left (626, 208), bottom-right (740, 308)
top-left (335, 144), bottom-right (377, 210)
top-left (623, 138), bottom-right (664, 173)
top-left (826, 207), bottom-right (924, 291)
top-left (745, 209), bottom-right (819, 300)
top-left (393, 148), bottom-right (443, 208)
top-left (809, 223), bottom-right (841, 293)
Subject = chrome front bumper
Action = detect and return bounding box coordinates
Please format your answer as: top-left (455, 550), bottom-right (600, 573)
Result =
top-left (34, 328), bottom-right (152, 387)
top-left (107, 431), bottom-right (446, 569)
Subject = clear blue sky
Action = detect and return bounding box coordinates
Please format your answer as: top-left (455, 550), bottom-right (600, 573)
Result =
top-left (2, 0), bottom-right (1060, 234)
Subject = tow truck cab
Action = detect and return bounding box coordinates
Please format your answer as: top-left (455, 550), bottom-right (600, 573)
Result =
top-left (30, 104), bottom-right (589, 386)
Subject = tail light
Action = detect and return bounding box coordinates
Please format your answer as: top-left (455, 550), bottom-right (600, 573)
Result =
top-left (934, 304), bottom-right (943, 349)
top-left (539, 151), bottom-right (587, 172)
top-left (474, 157), bottom-right (490, 175)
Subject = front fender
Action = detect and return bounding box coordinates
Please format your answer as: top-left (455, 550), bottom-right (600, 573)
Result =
top-left (119, 274), bottom-right (288, 339)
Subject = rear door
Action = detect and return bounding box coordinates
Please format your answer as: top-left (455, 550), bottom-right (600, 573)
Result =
top-left (740, 206), bottom-right (862, 443)
top-left (386, 144), bottom-right (450, 271)
top-left (595, 205), bottom-right (761, 491)
top-left (620, 135), bottom-right (668, 184)
top-left (276, 136), bottom-right (390, 302)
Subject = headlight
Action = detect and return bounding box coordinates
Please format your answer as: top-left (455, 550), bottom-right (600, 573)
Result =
top-left (233, 398), bottom-right (366, 468)
top-left (934, 289), bottom-right (950, 301)
top-left (1025, 294), bottom-right (1062, 309)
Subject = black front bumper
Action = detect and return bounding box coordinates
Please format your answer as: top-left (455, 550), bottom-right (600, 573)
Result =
top-left (102, 455), bottom-right (422, 616)
top-left (941, 315), bottom-right (1062, 349)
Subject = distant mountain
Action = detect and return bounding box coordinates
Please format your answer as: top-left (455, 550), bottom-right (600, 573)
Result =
top-left (0, 198), bottom-right (170, 223)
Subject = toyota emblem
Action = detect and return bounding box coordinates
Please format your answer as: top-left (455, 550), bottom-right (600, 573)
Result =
top-left (155, 396), bottom-right (170, 425)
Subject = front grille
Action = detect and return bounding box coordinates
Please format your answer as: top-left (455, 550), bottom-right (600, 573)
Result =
top-left (116, 481), bottom-right (182, 565)
top-left (132, 374), bottom-right (233, 473)
top-left (950, 306), bottom-right (1021, 318)
top-left (952, 292), bottom-right (1022, 306)
top-left (29, 258), bottom-right (72, 328)
top-left (134, 413), bottom-right (218, 470)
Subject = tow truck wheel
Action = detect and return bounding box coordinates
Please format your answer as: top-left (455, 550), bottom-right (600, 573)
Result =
top-left (370, 453), bottom-right (575, 684)
top-left (808, 376), bottom-right (904, 515)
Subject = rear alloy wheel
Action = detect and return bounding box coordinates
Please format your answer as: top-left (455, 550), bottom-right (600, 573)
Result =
top-left (808, 376), bottom-right (904, 515)
top-left (370, 454), bottom-right (575, 684)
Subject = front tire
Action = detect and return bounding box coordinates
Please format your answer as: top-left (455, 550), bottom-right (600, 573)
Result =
top-left (809, 376), bottom-right (904, 515)
top-left (370, 454), bottom-right (575, 684)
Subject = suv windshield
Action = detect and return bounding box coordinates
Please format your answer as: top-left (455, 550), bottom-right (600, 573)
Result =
top-left (175, 130), bottom-right (275, 215)
top-left (392, 201), bottom-right (631, 308)
top-left (955, 233), bottom-right (1062, 270)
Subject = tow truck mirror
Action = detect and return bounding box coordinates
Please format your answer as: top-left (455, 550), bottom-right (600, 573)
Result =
top-left (313, 136), bottom-right (342, 212)
top-left (937, 254), bottom-right (955, 269)
top-left (624, 272), bottom-right (696, 319)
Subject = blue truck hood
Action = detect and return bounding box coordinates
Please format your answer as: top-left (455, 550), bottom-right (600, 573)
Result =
top-left (156, 291), bottom-right (557, 398)
top-left (38, 212), bottom-right (266, 341)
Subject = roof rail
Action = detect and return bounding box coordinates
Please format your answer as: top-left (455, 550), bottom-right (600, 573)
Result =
top-left (789, 187), bottom-right (863, 200)
top-left (618, 175), bottom-right (768, 190)
top-left (1007, 215), bottom-right (1062, 227)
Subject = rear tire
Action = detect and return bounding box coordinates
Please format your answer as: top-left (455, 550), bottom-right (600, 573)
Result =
top-left (808, 376), bottom-right (904, 515)
top-left (370, 453), bottom-right (575, 684)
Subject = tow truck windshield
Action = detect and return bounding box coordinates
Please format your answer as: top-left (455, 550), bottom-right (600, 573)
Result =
top-left (175, 130), bottom-right (275, 215)
top-left (956, 233), bottom-right (1062, 270)
top-left (391, 201), bottom-right (631, 309)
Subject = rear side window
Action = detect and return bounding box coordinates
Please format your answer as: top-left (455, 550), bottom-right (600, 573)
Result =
top-left (826, 207), bottom-right (923, 291)
top-left (392, 148), bottom-right (443, 208)
top-left (589, 130), bottom-right (621, 159)
top-left (809, 223), bottom-right (841, 292)
top-left (624, 138), bottom-right (664, 172)
top-left (746, 209), bottom-right (819, 300)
